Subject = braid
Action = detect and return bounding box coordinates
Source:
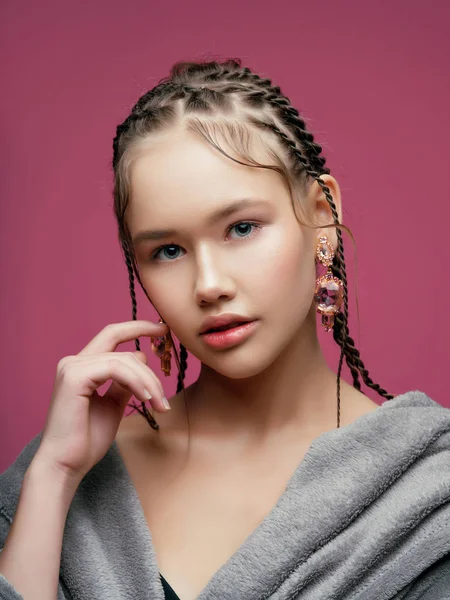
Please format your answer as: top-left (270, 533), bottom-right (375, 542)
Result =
top-left (219, 68), bottom-right (329, 175)
top-left (123, 244), bottom-right (160, 430)
top-left (122, 242), bottom-right (192, 426)
top-left (333, 313), bottom-right (393, 399)
top-left (176, 344), bottom-right (189, 394)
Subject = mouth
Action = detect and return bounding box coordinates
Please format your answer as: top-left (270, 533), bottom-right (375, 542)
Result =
top-left (200, 320), bottom-right (259, 349)
top-left (202, 320), bottom-right (253, 334)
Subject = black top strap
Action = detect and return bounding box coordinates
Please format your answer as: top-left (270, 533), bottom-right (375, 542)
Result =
top-left (160, 573), bottom-right (182, 600)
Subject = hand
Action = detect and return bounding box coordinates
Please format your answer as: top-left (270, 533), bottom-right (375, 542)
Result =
top-left (34, 320), bottom-right (170, 483)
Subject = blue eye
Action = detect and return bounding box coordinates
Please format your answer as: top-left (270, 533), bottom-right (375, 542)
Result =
top-left (229, 222), bottom-right (257, 238)
top-left (149, 221), bottom-right (260, 263)
top-left (150, 245), bottom-right (183, 262)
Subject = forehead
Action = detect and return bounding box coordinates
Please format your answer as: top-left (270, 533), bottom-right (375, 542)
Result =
top-left (126, 127), bottom-right (288, 229)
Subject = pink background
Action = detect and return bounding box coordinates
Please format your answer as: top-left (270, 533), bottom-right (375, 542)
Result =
top-left (1, 0), bottom-right (449, 472)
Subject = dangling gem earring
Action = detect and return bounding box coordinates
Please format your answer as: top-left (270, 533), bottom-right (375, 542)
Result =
top-left (314, 235), bottom-right (344, 332)
top-left (150, 318), bottom-right (172, 376)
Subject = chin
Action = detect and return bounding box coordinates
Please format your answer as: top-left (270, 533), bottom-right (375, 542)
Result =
top-left (202, 348), bottom-right (278, 380)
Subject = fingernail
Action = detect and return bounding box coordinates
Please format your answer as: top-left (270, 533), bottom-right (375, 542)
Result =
top-left (144, 389), bottom-right (152, 401)
top-left (162, 396), bottom-right (171, 410)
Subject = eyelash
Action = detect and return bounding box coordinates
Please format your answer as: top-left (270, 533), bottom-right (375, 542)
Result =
top-left (149, 221), bottom-right (262, 263)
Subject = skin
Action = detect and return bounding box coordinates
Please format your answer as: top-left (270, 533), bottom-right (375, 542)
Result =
top-left (126, 124), bottom-right (377, 440)
top-left (118, 123), bottom-right (380, 598)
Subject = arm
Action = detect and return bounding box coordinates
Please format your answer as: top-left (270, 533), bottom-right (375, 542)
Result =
top-left (0, 457), bottom-right (80, 600)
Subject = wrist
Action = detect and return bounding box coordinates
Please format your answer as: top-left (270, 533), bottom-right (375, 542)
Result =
top-left (27, 453), bottom-right (82, 503)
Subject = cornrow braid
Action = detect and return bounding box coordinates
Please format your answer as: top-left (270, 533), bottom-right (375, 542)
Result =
top-left (218, 68), bottom-right (330, 176)
top-left (166, 60), bottom-right (328, 176)
top-left (112, 83), bottom-right (173, 170)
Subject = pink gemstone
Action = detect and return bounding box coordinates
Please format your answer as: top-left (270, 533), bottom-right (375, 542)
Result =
top-left (314, 278), bottom-right (343, 314)
top-left (319, 242), bottom-right (330, 260)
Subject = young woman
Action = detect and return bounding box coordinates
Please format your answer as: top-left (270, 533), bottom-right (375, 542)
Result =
top-left (1, 58), bottom-right (449, 600)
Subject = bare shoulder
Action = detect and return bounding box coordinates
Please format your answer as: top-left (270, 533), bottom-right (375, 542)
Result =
top-left (341, 381), bottom-right (382, 425)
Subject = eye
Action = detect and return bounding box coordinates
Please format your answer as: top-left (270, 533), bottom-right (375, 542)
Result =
top-left (227, 221), bottom-right (260, 240)
top-left (150, 244), bottom-right (184, 263)
top-left (149, 221), bottom-right (261, 263)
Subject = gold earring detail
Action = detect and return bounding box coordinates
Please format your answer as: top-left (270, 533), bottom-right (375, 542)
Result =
top-left (314, 236), bottom-right (344, 332)
top-left (150, 319), bottom-right (172, 376)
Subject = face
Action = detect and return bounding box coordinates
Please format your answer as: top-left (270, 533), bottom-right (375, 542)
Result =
top-left (126, 126), bottom-right (340, 379)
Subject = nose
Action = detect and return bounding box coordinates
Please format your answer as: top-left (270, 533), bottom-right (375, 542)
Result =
top-left (193, 244), bottom-right (236, 306)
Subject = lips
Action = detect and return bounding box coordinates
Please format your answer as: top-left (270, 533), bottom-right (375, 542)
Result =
top-left (206, 321), bottom-right (249, 333)
top-left (199, 314), bottom-right (255, 335)
top-left (200, 319), bottom-right (259, 349)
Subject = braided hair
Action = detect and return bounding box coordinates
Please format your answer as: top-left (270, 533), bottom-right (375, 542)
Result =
top-left (112, 58), bottom-right (393, 431)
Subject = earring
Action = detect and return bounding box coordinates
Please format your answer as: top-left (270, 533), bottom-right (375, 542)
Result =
top-left (150, 318), bottom-right (172, 376)
top-left (314, 236), bottom-right (344, 332)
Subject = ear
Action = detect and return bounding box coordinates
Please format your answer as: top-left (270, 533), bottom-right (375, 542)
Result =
top-left (306, 174), bottom-right (342, 250)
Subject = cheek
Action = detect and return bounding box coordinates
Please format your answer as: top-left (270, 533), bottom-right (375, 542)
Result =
top-left (138, 270), bottom-right (187, 329)
top-left (248, 226), bottom-right (315, 305)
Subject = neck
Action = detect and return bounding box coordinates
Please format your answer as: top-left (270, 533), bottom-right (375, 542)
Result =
top-left (185, 311), bottom-right (340, 442)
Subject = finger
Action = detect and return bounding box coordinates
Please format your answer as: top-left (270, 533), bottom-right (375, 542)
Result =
top-left (130, 352), bottom-right (165, 398)
top-left (62, 356), bottom-right (169, 413)
top-left (65, 352), bottom-right (167, 409)
top-left (78, 320), bottom-right (169, 357)
top-left (133, 351), bottom-right (148, 364)
top-left (104, 355), bottom-right (169, 412)
top-left (100, 361), bottom-right (163, 411)
top-left (104, 357), bottom-right (169, 413)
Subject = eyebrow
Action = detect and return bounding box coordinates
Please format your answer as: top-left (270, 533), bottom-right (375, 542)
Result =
top-left (132, 198), bottom-right (271, 245)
